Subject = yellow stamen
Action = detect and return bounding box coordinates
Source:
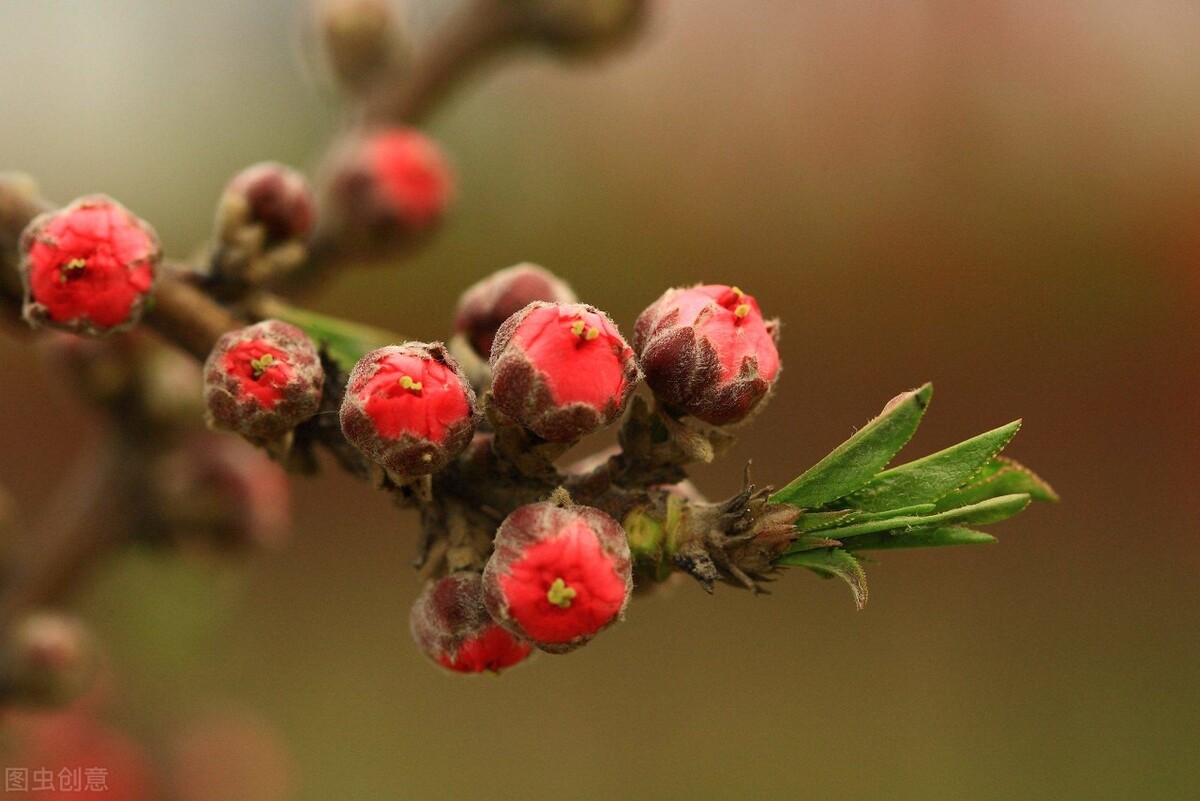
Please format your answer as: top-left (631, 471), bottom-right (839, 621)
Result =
top-left (731, 286), bottom-right (744, 298)
top-left (399, 375), bottom-right (423, 392)
top-left (570, 319), bottom-right (600, 341)
top-left (249, 353), bottom-right (275, 379)
top-left (546, 577), bottom-right (577, 609)
top-left (59, 258), bottom-right (87, 282)
top-left (733, 304), bottom-right (751, 319)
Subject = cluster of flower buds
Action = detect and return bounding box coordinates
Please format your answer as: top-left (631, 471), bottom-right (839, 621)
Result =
top-left (321, 264), bottom-right (778, 671)
top-left (176, 260), bottom-right (780, 674)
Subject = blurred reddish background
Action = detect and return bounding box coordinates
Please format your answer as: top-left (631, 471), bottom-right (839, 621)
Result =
top-left (1, 1), bottom-right (1197, 799)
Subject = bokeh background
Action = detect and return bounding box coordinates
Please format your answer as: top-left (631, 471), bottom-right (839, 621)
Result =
top-left (1, 1), bottom-right (1198, 799)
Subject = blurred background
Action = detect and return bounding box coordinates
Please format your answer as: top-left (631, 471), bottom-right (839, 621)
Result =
top-left (1, 1), bottom-right (1198, 799)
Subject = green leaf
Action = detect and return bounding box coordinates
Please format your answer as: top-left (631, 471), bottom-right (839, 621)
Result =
top-left (837, 503), bottom-right (937, 523)
top-left (841, 526), bottom-right (997, 551)
top-left (258, 298), bottom-right (401, 371)
top-left (790, 493), bottom-right (1031, 544)
top-left (774, 549), bottom-right (868, 609)
top-left (933, 456), bottom-right (1058, 511)
top-left (844, 420), bottom-right (1022, 511)
top-left (772, 383), bottom-right (932, 509)
top-left (794, 510), bottom-right (858, 532)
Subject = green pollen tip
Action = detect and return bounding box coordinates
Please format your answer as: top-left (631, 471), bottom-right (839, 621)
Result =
top-left (733, 303), bottom-right (751, 319)
top-left (249, 353), bottom-right (275, 379)
top-left (546, 577), bottom-right (577, 609)
top-left (399, 375), bottom-right (423, 392)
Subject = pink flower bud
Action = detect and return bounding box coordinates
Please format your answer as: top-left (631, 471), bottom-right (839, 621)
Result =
top-left (3, 612), bottom-right (97, 708)
top-left (454, 263), bottom-right (577, 358)
top-left (339, 342), bottom-right (477, 476)
top-left (19, 195), bottom-right (161, 335)
top-left (489, 302), bottom-right (639, 442)
top-left (633, 284), bottom-right (780, 425)
top-left (410, 573), bottom-right (533, 674)
top-left (218, 163), bottom-right (315, 247)
top-left (482, 501), bottom-right (632, 653)
top-left (159, 433), bottom-right (292, 552)
top-left (325, 128), bottom-right (454, 244)
top-left (204, 320), bottom-right (324, 440)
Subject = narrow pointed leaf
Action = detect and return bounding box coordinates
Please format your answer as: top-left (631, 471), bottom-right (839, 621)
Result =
top-left (838, 503), bottom-right (937, 523)
top-left (790, 493), bottom-right (1031, 546)
top-left (774, 549), bottom-right (868, 609)
top-left (787, 534), bottom-right (845, 551)
top-left (772, 383), bottom-right (932, 509)
top-left (794, 510), bottom-right (858, 532)
top-left (934, 457), bottom-right (1059, 511)
top-left (845, 420), bottom-right (1022, 511)
top-left (842, 526), bottom-right (997, 551)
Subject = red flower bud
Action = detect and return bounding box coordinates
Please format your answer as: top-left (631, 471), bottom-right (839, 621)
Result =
top-left (218, 162), bottom-right (315, 247)
top-left (19, 196), bottom-right (161, 335)
top-left (489, 302), bottom-right (639, 442)
top-left (340, 342), bottom-right (477, 476)
top-left (454, 263), bottom-right (577, 358)
top-left (204, 320), bottom-right (324, 440)
top-left (633, 284), bottom-right (780, 425)
top-left (325, 128), bottom-right (454, 245)
top-left (482, 501), bottom-right (632, 653)
top-left (410, 573), bottom-right (533, 674)
top-left (9, 711), bottom-right (157, 801)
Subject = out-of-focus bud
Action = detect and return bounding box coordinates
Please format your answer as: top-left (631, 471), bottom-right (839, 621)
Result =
top-left (340, 342), bottom-right (477, 476)
top-left (317, 0), bottom-right (405, 90)
top-left (8, 709), bottom-right (157, 800)
top-left (633, 284), bottom-right (780, 425)
top-left (156, 433), bottom-right (292, 552)
top-left (322, 128), bottom-right (454, 254)
top-left (1, 612), bottom-right (98, 708)
top-left (410, 573), bottom-right (533, 674)
top-left (213, 163), bottom-right (316, 285)
top-left (37, 332), bottom-right (206, 435)
top-left (170, 711), bottom-right (294, 801)
top-left (454, 263), bottom-right (577, 359)
top-left (203, 320), bottom-right (324, 441)
top-left (489, 301), bottom-right (639, 442)
top-left (482, 499), bottom-right (632, 653)
top-left (510, 0), bottom-right (649, 55)
top-left (19, 196), bottom-right (161, 336)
